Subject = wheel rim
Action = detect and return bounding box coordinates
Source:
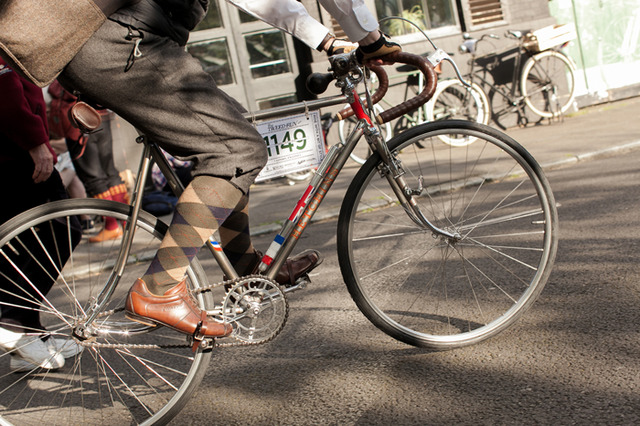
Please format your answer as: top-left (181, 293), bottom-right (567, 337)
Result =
top-left (341, 123), bottom-right (557, 348)
top-left (522, 51), bottom-right (575, 118)
top-left (427, 81), bottom-right (490, 146)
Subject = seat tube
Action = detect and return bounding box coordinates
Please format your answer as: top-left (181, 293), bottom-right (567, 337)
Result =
top-left (79, 140), bottom-right (153, 332)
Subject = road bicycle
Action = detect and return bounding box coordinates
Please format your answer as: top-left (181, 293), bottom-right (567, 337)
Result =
top-left (0, 48), bottom-right (558, 425)
top-left (455, 29), bottom-right (576, 128)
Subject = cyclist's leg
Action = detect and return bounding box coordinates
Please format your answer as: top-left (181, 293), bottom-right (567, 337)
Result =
top-left (218, 193), bottom-right (323, 286)
top-left (61, 20), bottom-right (321, 308)
top-left (60, 20), bottom-right (268, 335)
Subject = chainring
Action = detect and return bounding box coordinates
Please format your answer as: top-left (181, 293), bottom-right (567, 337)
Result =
top-left (219, 275), bottom-right (289, 345)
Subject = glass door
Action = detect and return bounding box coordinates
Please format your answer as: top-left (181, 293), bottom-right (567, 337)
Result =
top-left (188, 1), bottom-right (300, 111)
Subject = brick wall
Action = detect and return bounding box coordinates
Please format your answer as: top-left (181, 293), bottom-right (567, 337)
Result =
top-left (504, 0), bottom-right (554, 27)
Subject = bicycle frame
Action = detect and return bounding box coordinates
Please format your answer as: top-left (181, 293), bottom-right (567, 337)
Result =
top-left (76, 51), bottom-right (451, 336)
top-left (466, 42), bottom-right (530, 121)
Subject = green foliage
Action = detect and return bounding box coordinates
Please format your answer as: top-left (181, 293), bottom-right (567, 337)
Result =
top-left (384, 6), bottom-right (428, 36)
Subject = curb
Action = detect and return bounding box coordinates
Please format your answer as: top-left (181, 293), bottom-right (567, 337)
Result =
top-left (538, 140), bottom-right (640, 170)
top-left (251, 139), bottom-right (640, 237)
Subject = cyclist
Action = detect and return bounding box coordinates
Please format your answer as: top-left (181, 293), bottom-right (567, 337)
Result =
top-left (57, 0), bottom-right (401, 340)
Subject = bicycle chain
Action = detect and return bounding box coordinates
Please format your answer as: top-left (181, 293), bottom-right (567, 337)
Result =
top-left (78, 275), bottom-right (286, 350)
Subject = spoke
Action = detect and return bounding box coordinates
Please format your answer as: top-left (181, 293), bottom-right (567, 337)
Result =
top-left (460, 180), bottom-right (526, 239)
top-left (457, 204), bottom-right (542, 232)
top-left (466, 236), bottom-right (539, 271)
top-left (92, 346), bottom-right (153, 417)
top-left (116, 348), bottom-right (179, 393)
top-left (359, 252), bottom-right (421, 281)
top-left (352, 228), bottom-right (428, 243)
top-left (0, 251), bottom-right (72, 328)
top-left (453, 246), bottom-right (520, 304)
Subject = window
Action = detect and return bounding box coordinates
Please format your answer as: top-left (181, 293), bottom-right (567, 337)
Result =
top-left (244, 30), bottom-right (291, 79)
top-left (468, 0), bottom-right (504, 26)
top-left (375, 0), bottom-right (455, 36)
top-left (187, 38), bottom-right (235, 85)
top-left (193, 0), bottom-right (222, 30)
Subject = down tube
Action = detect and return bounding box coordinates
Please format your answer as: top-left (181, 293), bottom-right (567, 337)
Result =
top-left (262, 125), bottom-right (365, 281)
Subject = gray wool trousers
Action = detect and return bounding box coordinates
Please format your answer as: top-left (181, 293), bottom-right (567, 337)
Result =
top-left (59, 19), bottom-right (267, 194)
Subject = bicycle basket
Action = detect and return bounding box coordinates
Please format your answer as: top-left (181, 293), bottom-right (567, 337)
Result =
top-left (473, 46), bottom-right (520, 86)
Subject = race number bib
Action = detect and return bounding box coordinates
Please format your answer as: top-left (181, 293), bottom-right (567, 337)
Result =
top-left (254, 111), bottom-right (325, 182)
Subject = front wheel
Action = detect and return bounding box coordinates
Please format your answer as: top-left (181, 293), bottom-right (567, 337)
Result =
top-left (426, 79), bottom-right (491, 146)
top-left (521, 50), bottom-right (576, 118)
top-left (337, 120), bottom-right (558, 350)
top-left (0, 199), bottom-right (213, 425)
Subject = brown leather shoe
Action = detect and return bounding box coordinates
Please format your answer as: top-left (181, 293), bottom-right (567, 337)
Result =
top-left (125, 279), bottom-right (232, 338)
top-left (267, 250), bottom-right (323, 287)
top-left (225, 250), bottom-right (323, 287)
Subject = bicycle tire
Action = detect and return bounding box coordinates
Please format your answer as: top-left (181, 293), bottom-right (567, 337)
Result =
top-left (338, 103), bottom-right (392, 165)
top-left (0, 199), bottom-right (213, 425)
top-left (425, 79), bottom-right (491, 146)
top-left (337, 120), bottom-right (558, 350)
top-left (521, 50), bottom-right (576, 118)
top-left (391, 110), bottom-right (427, 149)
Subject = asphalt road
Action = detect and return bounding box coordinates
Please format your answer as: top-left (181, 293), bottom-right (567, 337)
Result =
top-left (176, 97), bottom-right (640, 425)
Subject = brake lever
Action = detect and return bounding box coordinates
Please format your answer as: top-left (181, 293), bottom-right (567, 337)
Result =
top-left (427, 48), bottom-right (472, 88)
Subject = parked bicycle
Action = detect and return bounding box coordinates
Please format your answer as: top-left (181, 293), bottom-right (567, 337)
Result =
top-left (0, 46), bottom-right (558, 425)
top-left (451, 27), bottom-right (577, 128)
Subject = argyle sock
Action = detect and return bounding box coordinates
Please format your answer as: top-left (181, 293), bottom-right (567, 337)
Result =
top-left (141, 175), bottom-right (243, 295)
top-left (218, 193), bottom-right (258, 276)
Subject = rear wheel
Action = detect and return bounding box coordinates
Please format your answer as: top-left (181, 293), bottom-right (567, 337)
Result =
top-left (337, 120), bottom-right (558, 350)
top-left (0, 199), bottom-right (213, 425)
top-left (426, 79), bottom-right (491, 146)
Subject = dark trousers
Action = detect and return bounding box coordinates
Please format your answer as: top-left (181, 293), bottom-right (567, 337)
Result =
top-left (59, 19), bottom-right (268, 195)
top-left (0, 167), bottom-right (82, 332)
top-left (66, 113), bottom-right (123, 197)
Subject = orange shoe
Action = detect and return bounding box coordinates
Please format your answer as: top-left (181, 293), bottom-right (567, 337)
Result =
top-left (125, 279), bottom-right (233, 338)
top-left (89, 226), bottom-right (123, 243)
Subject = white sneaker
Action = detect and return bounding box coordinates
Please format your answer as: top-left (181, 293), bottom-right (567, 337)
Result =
top-left (0, 328), bottom-right (65, 372)
top-left (10, 337), bottom-right (83, 372)
top-left (49, 336), bottom-right (84, 358)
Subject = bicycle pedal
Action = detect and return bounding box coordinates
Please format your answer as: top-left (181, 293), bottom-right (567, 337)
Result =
top-left (283, 274), bottom-right (311, 293)
top-left (191, 337), bottom-right (214, 352)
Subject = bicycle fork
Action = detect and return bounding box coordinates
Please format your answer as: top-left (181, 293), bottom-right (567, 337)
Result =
top-left (366, 126), bottom-right (461, 242)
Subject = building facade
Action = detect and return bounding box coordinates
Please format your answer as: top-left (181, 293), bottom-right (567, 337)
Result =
top-left (548, 0), bottom-right (640, 105)
top-left (187, 0), bottom-right (640, 114)
top-left (187, 0), bottom-right (558, 113)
